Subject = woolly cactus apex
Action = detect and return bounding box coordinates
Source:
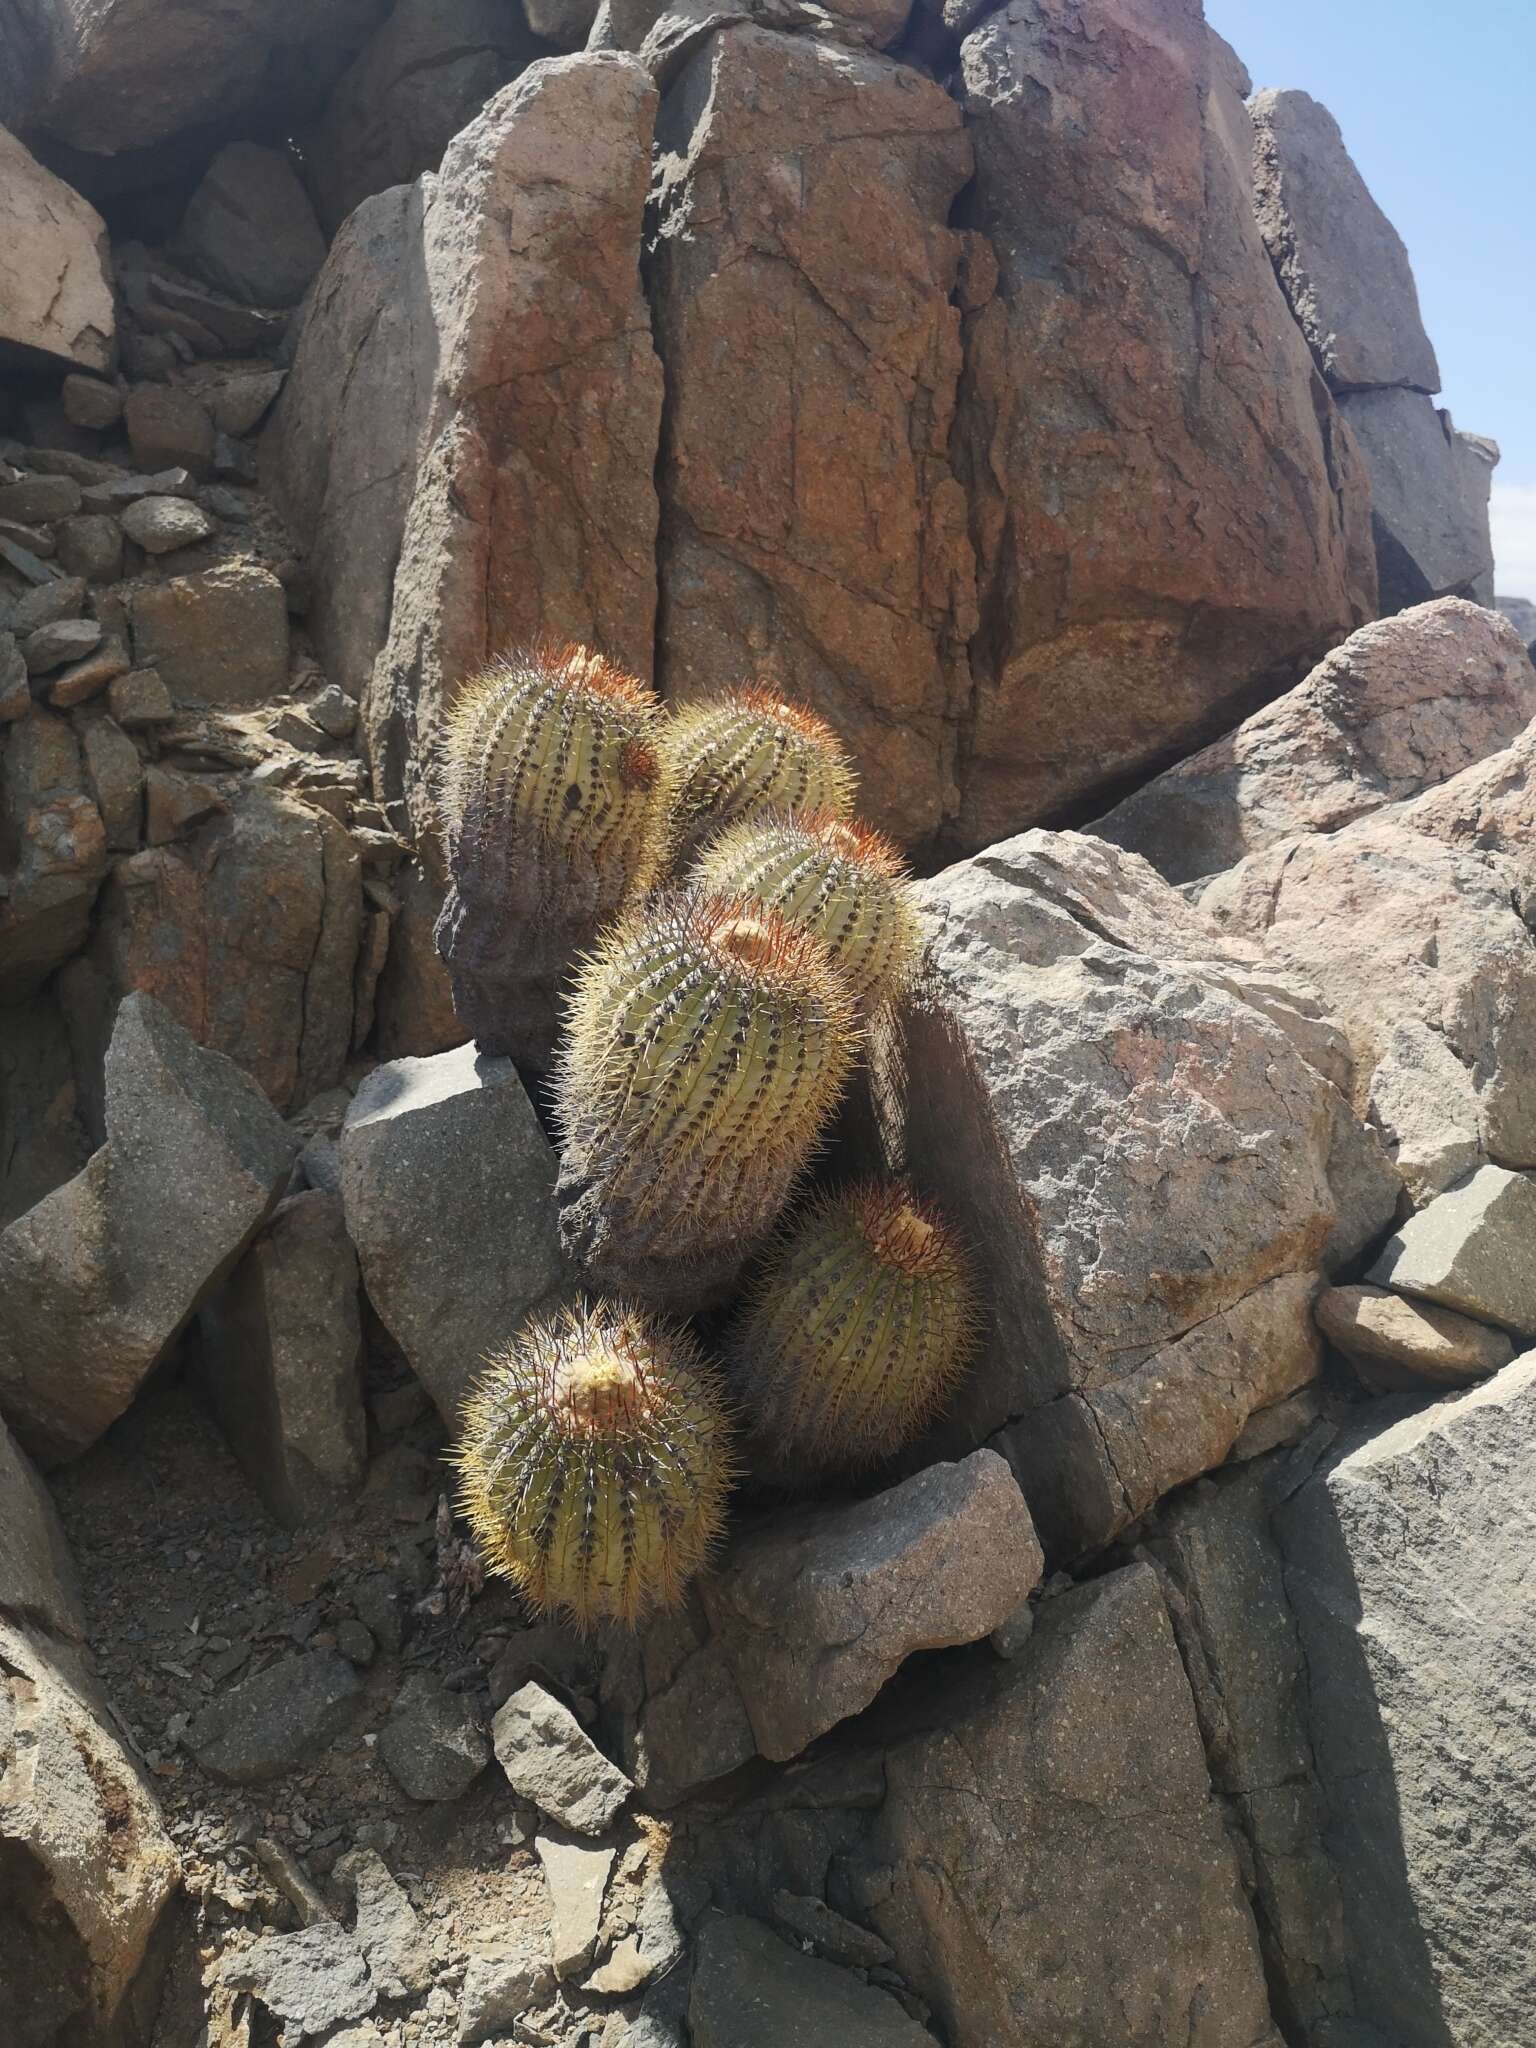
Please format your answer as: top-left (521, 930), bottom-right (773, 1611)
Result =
top-left (456, 1300), bottom-right (735, 1631)
top-left (663, 687), bottom-right (857, 867)
top-left (692, 809), bottom-right (924, 1009)
top-left (555, 891), bottom-right (860, 1312)
top-left (732, 1180), bottom-right (980, 1479)
top-left (433, 643), bottom-right (671, 1069)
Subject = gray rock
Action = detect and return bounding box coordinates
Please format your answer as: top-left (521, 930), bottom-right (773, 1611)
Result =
top-left (177, 142), bottom-right (329, 307)
top-left (1093, 598), bottom-right (1536, 885)
top-left (197, 1189), bottom-right (368, 1529)
top-left (7, 574), bottom-right (87, 635)
top-left (188, 1649), bottom-right (362, 1782)
top-left (210, 370), bottom-right (287, 437)
top-left (1317, 1282), bottom-right (1515, 1389)
top-left (108, 667), bottom-right (174, 727)
top-left (335, 1847), bottom-right (432, 1997)
top-left (340, 1043), bottom-right (565, 1430)
top-left (379, 1672), bottom-right (490, 1802)
top-left (771, 1892), bottom-right (893, 1971)
top-left (535, 1830), bottom-right (616, 1978)
top-left (493, 1681), bottom-right (633, 1835)
top-left (1338, 388), bottom-right (1496, 613)
top-left (124, 385), bottom-right (215, 480)
top-left (81, 468), bottom-right (197, 511)
top-left (0, 473), bottom-right (83, 524)
top-left (0, 633), bottom-right (27, 719)
top-left (1250, 88), bottom-right (1439, 394)
top-left (488, 1621), bottom-right (597, 1709)
top-left (129, 560), bottom-right (289, 706)
top-left (221, 1920), bottom-right (375, 2037)
top-left (55, 513), bottom-right (124, 583)
top-left (309, 683), bottom-right (358, 739)
top-left (690, 1917), bottom-right (932, 2047)
top-left (704, 1451), bottom-right (1042, 1761)
top-left (144, 763), bottom-right (226, 844)
top-left (1368, 1166), bottom-right (1536, 1337)
top-left (0, 708), bottom-right (107, 997)
top-left (336, 1618), bottom-right (376, 1665)
top-left (0, 994), bottom-right (298, 1464)
top-left (78, 711), bottom-right (143, 853)
top-left (22, 617), bottom-right (101, 675)
top-left (619, 1600), bottom-right (758, 1808)
top-left (61, 375), bottom-right (124, 431)
top-left (457, 1928), bottom-right (557, 2044)
top-left (120, 494), bottom-right (216, 554)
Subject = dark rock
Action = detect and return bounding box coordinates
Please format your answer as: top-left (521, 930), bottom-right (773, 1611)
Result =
top-left (771, 1892), bottom-right (893, 1971)
top-left (0, 708), bottom-right (107, 999)
top-left (60, 375), bottom-right (124, 432)
top-left (108, 667), bottom-right (174, 727)
top-left (22, 618), bottom-right (100, 676)
top-left (77, 711), bottom-right (143, 853)
top-left (378, 1671), bottom-right (490, 1802)
top-left (177, 142), bottom-right (328, 308)
top-left (690, 1918), bottom-right (931, 2047)
top-left (143, 764), bottom-right (226, 843)
top-left (188, 1648), bottom-right (363, 1782)
top-left (55, 513), bottom-right (124, 583)
top-left (123, 386), bottom-right (216, 480)
top-left (0, 475), bottom-right (82, 524)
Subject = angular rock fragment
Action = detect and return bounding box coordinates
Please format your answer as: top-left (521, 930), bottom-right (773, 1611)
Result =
top-left (176, 141), bottom-right (328, 307)
top-left (535, 1830), bottom-right (615, 1978)
top-left (378, 1672), bottom-right (490, 1802)
top-left (0, 127), bottom-right (114, 372)
top-left (188, 1649), bottom-right (362, 1783)
top-left (690, 1917), bottom-right (930, 2047)
top-left (0, 707), bottom-right (107, 997)
top-left (1368, 1166), bottom-right (1536, 1338)
top-left (458, 1929), bottom-right (556, 2045)
top-left (129, 560), bottom-right (289, 706)
top-left (493, 1681), bottom-right (633, 1835)
top-left (336, 1849), bottom-right (432, 1998)
top-left (1317, 1282), bottom-right (1514, 1389)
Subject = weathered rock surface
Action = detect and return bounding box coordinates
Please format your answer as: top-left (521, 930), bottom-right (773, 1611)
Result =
top-left (197, 1188), bottom-right (368, 1528)
top-left (703, 1451), bottom-right (1042, 1760)
top-left (0, 994), bottom-right (297, 1464)
top-left (690, 1917), bottom-right (931, 2047)
top-left (128, 560), bottom-right (289, 706)
top-left (948, 0), bottom-right (1373, 853)
top-left (336, 1848), bottom-right (432, 1997)
top-left (221, 1919), bottom-right (376, 2034)
top-left (1093, 598), bottom-right (1536, 885)
top-left (0, 124), bottom-right (114, 372)
top-left (535, 1831), bottom-right (615, 1978)
top-left (340, 1043), bottom-right (564, 1428)
top-left (188, 1648), bottom-right (363, 1782)
top-left (1338, 388), bottom-right (1498, 613)
top-left (379, 1672), bottom-right (490, 1802)
top-left (1316, 1282), bottom-right (1514, 1389)
top-left (458, 1930), bottom-right (556, 2045)
top-left (0, 991), bottom-right (90, 1231)
top-left (1251, 87), bottom-right (1440, 394)
top-left (1368, 1165), bottom-right (1536, 1337)
top-left (1499, 595), bottom-right (1536, 649)
top-left (0, 707), bottom-right (107, 1000)
top-left (650, 27), bottom-right (975, 846)
top-left (494, 1682), bottom-right (634, 1835)
top-left (176, 141), bottom-right (328, 307)
top-left (847, 1565), bottom-right (1280, 2048)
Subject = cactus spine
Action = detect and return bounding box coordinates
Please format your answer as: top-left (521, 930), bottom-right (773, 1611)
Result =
top-left (732, 1180), bottom-right (979, 1478)
top-left (692, 810), bottom-right (923, 1009)
top-left (456, 1300), bottom-right (734, 1631)
top-left (434, 644), bottom-right (670, 1069)
top-left (554, 892), bottom-right (859, 1311)
top-left (664, 688), bottom-right (857, 867)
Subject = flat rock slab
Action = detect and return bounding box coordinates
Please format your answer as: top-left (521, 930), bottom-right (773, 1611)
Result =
top-left (1369, 1166), bottom-right (1536, 1337)
top-left (494, 1681), bottom-right (633, 1835)
top-left (188, 1649), bottom-right (362, 1783)
top-left (1317, 1283), bottom-right (1514, 1390)
top-left (535, 1830), bottom-right (616, 1978)
top-left (1337, 387), bottom-right (1494, 612)
top-left (335, 1848), bottom-right (431, 1998)
top-left (458, 1928), bottom-right (556, 2045)
top-left (0, 127), bottom-right (114, 372)
top-left (221, 1921), bottom-right (375, 2037)
top-left (690, 1917), bottom-right (936, 2047)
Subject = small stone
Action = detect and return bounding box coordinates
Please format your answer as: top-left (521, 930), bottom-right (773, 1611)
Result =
top-left (378, 1672), bottom-right (489, 1803)
top-left (186, 1649), bottom-right (362, 1782)
top-left (308, 684), bottom-right (357, 740)
top-left (457, 1931), bottom-right (556, 2045)
top-left (0, 635), bottom-right (28, 720)
top-left (144, 764), bottom-right (226, 844)
top-left (336, 1619), bottom-right (376, 1667)
top-left (1318, 1283), bottom-right (1515, 1390)
top-left (24, 448), bottom-right (123, 486)
top-left (46, 634), bottom-right (130, 708)
top-left (55, 513), bottom-right (124, 583)
top-left (121, 494), bottom-right (216, 554)
top-left (23, 617), bottom-right (102, 675)
top-left (536, 1830), bottom-right (616, 1979)
top-left (988, 1600), bottom-right (1036, 1660)
top-left (770, 1892), bottom-right (894, 1972)
top-left (0, 475), bottom-right (82, 524)
top-left (493, 1683), bottom-right (633, 1837)
top-left (78, 712), bottom-right (143, 852)
top-left (221, 1920), bottom-right (375, 2035)
top-left (213, 431), bottom-right (258, 484)
top-left (61, 375), bottom-right (124, 431)
top-left (81, 468), bottom-right (197, 511)
top-left (124, 385), bottom-right (215, 478)
top-left (8, 575), bottom-right (87, 634)
top-left (1369, 1166), bottom-right (1536, 1338)
top-left (336, 1847), bottom-right (432, 1997)
top-left (585, 1937), bottom-right (651, 1996)
top-left (211, 370), bottom-right (287, 438)
top-left (203, 484), bottom-right (256, 523)
top-left (108, 667), bottom-right (174, 727)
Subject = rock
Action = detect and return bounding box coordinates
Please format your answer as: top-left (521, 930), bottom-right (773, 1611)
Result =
top-left (620, 1598), bottom-right (757, 1807)
top-left (703, 1451), bottom-right (1042, 1761)
top-left (197, 1189), bottom-right (367, 1529)
top-left (336, 1619), bottom-right (376, 1665)
top-left (303, 0), bottom-right (544, 236)
top-left (1451, 425), bottom-right (1500, 607)
top-left (21, 617), bottom-right (100, 675)
top-left (55, 512), bottom-right (124, 582)
top-left (129, 560), bottom-right (289, 706)
top-left (1250, 88), bottom-right (1440, 394)
top-left (108, 666), bottom-right (173, 726)
top-left (221, 1920), bottom-right (375, 2036)
top-left (189, 1649), bottom-right (362, 1782)
top-left (1316, 1282), bottom-right (1514, 1390)
top-left (0, 127), bottom-right (114, 372)
top-left (690, 1918), bottom-right (933, 2048)
top-left (1498, 594), bottom-right (1536, 649)
top-left (946, 1), bottom-right (1372, 854)
top-left (176, 142), bottom-right (328, 307)
top-left (488, 1621), bottom-right (597, 1710)
top-left (1093, 598), bottom-right (1536, 885)
top-left (0, 991), bottom-right (90, 1228)
top-left (77, 712), bottom-right (143, 853)
top-left (0, 708), bottom-right (107, 998)
top-left (493, 1682), bottom-right (634, 1835)
top-left (372, 860), bottom-right (464, 1057)
top-left (650, 28), bottom-right (973, 846)
top-left (536, 1831), bottom-right (616, 1978)
top-left (0, 993), bottom-right (298, 1463)
top-left (123, 385), bottom-right (215, 480)
top-left (771, 1893), bottom-right (893, 1971)
top-left (45, 636), bottom-right (131, 709)
top-left (308, 684), bottom-right (357, 739)
top-left (379, 1672), bottom-right (490, 1802)
top-left (143, 763), bottom-right (226, 843)
top-left (527, 0), bottom-right (600, 43)
top-left (1277, 1352), bottom-right (1536, 2045)
top-left (209, 370), bottom-right (286, 438)
top-left (0, 633), bottom-right (28, 719)
top-left (458, 1930), bottom-right (557, 2045)
top-left (0, 473), bottom-right (83, 523)
top-left (59, 374), bottom-right (123, 430)
top-left (340, 1043), bottom-right (564, 1428)
top-left (335, 1848), bottom-right (432, 1997)
top-left (1338, 387), bottom-right (1496, 611)
top-left (81, 467), bottom-right (196, 511)
top-left (6, 576), bottom-right (87, 635)
top-left (1367, 1166), bottom-right (1536, 1338)
top-left (120, 493), bottom-right (216, 554)
top-left (868, 830), bottom-right (1379, 1559)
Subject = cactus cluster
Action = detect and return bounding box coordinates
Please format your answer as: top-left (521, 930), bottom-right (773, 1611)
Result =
top-left (456, 1300), bottom-right (734, 1631)
top-left (666, 688), bottom-right (857, 866)
top-left (434, 644), bottom-right (670, 1068)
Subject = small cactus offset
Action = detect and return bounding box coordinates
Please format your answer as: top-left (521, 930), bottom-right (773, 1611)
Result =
top-left (456, 1300), bottom-right (735, 1631)
top-left (555, 891), bottom-right (859, 1311)
top-left (691, 810), bottom-right (924, 1009)
top-left (434, 643), bottom-right (671, 1069)
top-left (664, 687), bottom-right (857, 867)
top-left (731, 1180), bottom-right (979, 1479)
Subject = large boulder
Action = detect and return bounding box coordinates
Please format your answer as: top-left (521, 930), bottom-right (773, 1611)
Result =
top-left (1337, 388), bottom-right (1497, 612)
top-left (0, 708), bottom-right (108, 1002)
top-left (0, 123), bottom-right (114, 372)
top-left (649, 27), bottom-right (975, 846)
top-left (0, 993), bottom-right (298, 1463)
top-left (1092, 598), bottom-right (1536, 885)
top-left (946, 1), bottom-right (1373, 853)
top-left (690, 1917), bottom-right (932, 2048)
top-left (174, 141), bottom-right (328, 308)
top-left (867, 830), bottom-right (1396, 1559)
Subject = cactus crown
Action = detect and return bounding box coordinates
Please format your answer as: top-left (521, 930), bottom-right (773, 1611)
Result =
top-left (456, 1299), bottom-right (735, 1632)
top-left (692, 808), bottom-right (923, 1008)
top-left (732, 1178), bottom-right (980, 1478)
top-left (664, 687), bottom-right (857, 864)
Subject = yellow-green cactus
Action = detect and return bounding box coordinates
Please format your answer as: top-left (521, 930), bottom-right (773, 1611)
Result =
top-left (456, 1300), bottom-right (735, 1631)
top-left (663, 688), bottom-right (856, 867)
top-left (691, 809), bottom-right (923, 1009)
top-left (434, 644), bottom-right (671, 1068)
top-left (555, 891), bottom-right (859, 1311)
top-left (732, 1180), bottom-right (979, 1478)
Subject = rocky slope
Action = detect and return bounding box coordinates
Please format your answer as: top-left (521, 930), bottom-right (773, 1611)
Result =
top-left (0, 3), bottom-right (1527, 2048)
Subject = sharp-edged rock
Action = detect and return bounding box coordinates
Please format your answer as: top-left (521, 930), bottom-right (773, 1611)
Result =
top-left (0, 126), bottom-right (114, 373)
top-left (187, 1648), bottom-right (363, 1783)
top-left (1368, 1166), bottom-right (1536, 1338)
top-left (378, 1672), bottom-right (490, 1802)
top-left (1317, 1282), bottom-right (1515, 1389)
top-left (457, 1929), bottom-right (557, 2045)
top-left (220, 1919), bottom-right (376, 2038)
top-left (493, 1681), bottom-right (634, 1836)
top-left (535, 1829), bottom-right (616, 1978)
top-left (128, 560), bottom-right (289, 705)
top-left (175, 141), bottom-right (328, 308)
top-left (335, 1848), bottom-right (433, 1997)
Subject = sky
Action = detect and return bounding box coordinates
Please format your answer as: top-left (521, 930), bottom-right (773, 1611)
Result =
top-left (1205, 0), bottom-right (1536, 598)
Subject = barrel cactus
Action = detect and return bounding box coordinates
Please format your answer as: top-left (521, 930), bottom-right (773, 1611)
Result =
top-left (691, 810), bottom-right (923, 1009)
top-left (664, 688), bottom-right (856, 867)
top-left (456, 1300), bottom-right (735, 1631)
top-left (731, 1180), bottom-right (979, 1478)
top-left (555, 891), bottom-right (859, 1311)
top-left (434, 643), bottom-right (671, 1069)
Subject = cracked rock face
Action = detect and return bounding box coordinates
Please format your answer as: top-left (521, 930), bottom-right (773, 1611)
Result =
top-left (0, 125), bottom-right (114, 372)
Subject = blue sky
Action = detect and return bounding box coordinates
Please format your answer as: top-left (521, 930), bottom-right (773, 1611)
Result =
top-left (1206, 0), bottom-right (1536, 597)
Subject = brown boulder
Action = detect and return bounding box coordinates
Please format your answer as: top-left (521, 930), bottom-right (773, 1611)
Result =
top-left (0, 707), bottom-right (107, 1002)
top-left (128, 560), bottom-right (290, 707)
